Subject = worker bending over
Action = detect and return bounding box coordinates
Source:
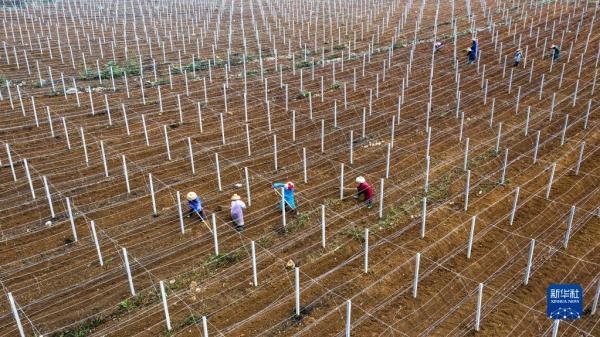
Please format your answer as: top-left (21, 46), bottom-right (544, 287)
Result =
top-left (353, 176), bottom-right (373, 209)
top-left (187, 192), bottom-right (206, 220)
top-left (273, 181), bottom-right (297, 214)
top-left (550, 45), bottom-right (560, 61)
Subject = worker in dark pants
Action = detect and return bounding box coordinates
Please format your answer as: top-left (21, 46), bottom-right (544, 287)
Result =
top-left (467, 38), bottom-right (478, 64)
top-left (186, 191), bottom-right (206, 219)
top-left (471, 39), bottom-right (478, 55)
top-left (550, 45), bottom-right (560, 61)
top-left (466, 47), bottom-right (476, 64)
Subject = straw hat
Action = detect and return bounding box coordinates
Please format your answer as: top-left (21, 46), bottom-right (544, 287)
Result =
top-left (356, 176), bottom-right (366, 184)
top-left (550, 44), bottom-right (556, 49)
top-left (231, 194), bottom-right (241, 201)
top-left (286, 181), bottom-right (295, 189)
top-left (187, 192), bottom-right (197, 201)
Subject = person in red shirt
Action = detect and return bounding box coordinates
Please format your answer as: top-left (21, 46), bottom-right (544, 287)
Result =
top-left (353, 176), bottom-right (373, 208)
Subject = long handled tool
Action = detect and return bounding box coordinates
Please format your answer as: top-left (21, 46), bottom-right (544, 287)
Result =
top-left (273, 187), bottom-right (296, 209)
top-left (193, 209), bottom-right (213, 234)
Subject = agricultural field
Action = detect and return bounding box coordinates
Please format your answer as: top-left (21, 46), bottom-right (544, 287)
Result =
top-left (0, 0), bottom-right (599, 336)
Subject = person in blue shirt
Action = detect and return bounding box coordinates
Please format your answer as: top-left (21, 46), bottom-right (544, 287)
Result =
top-left (272, 181), bottom-right (297, 213)
top-left (466, 48), bottom-right (476, 64)
top-left (467, 38), bottom-right (477, 64)
top-left (186, 191), bottom-right (206, 220)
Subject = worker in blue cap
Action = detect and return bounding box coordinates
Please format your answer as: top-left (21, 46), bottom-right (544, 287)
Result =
top-left (272, 181), bottom-right (297, 214)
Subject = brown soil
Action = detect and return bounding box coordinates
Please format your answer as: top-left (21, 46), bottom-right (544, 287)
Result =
top-left (0, 0), bottom-right (598, 337)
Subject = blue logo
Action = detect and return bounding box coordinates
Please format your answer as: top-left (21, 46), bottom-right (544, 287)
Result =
top-left (547, 284), bottom-right (583, 320)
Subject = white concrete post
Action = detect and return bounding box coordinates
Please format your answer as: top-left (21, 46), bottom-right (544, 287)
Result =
top-left (7, 293), bottom-right (25, 337)
top-left (160, 281), bottom-right (172, 331)
top-left (378, 178), bottom-right (384, 218)
top-left (43, 176), bottom-right (55, 218)
top-left (244, 166), bottom-right (252, 207)
top-left (364, 228), bottom-right (369, 273)
top-left (509, 187), bottom-right (520, 225)
top-left (215, 153), bottom-right (222, 191)
top-left (149, 173), bottom-right (157, 216)
top-left (90, 220), bottom-right (103, 266)
top-left (564, 206), bottom-right (575, 249)
top-left (413, 253), bottom-right (420, 298)
top-left (23, 159), bottom-right (34, 199)
top-left (295, 267), bottom-right (301, 316)
top-left (188, 138), bottom-right (195, 175)
top-left (546, 163), bottom-right (556, 199)
top-left (212, 213), bottom-right (219, 255)
top-left (177, 191), bottom-right (185, 234)
top-left (475, 283), bottom-right (483, 331)
top-left (467, 216), bottom-right (476, 259)
top-left (524, 239), bottom-right (535, 285)
top-left (123, 247), bottom-right (136, 296)
top-left (122, 155), bottom-right (130, 194)
top-left (345, 300), bottom-right (352, 337)
top-left (251, 241), bottom-right (258, 286)
top-left (66, 197), bottom-right (78, 241)
top-left (421, 197), bottom-right (427, 238)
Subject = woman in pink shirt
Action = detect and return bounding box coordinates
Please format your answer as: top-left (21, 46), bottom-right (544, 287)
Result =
top-left (354, 176), bottom-right (373, 208)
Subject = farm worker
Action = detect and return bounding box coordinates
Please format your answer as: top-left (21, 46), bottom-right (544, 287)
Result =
top-left (272, 181), bottom-right (297, 213)
top-left (433, 41), bottom-right (443, 52)
top-left (230, 194), bottom-right (247, 231)
top-left (470, 38), bottom-right (478, 56)
top-left (353, 176), bottom-right (373, 208)
top-left (514, 48), bottom-right (523, 67)
top-left (186, 192), bottom-right (206, 220)
top-left (466, 48), bottom-right (476, 64)
top-left (550, 45), bottom-right (560, 61)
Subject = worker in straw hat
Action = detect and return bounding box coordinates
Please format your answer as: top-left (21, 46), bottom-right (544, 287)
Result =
top-left (353, 176), bottom-right (373, 208)
top-left (186, 191), bottom-right (206, 220)
top-left (230, 194), bottom-right (247, 231)
top-left (272, 181), bottom-right (297, 214)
